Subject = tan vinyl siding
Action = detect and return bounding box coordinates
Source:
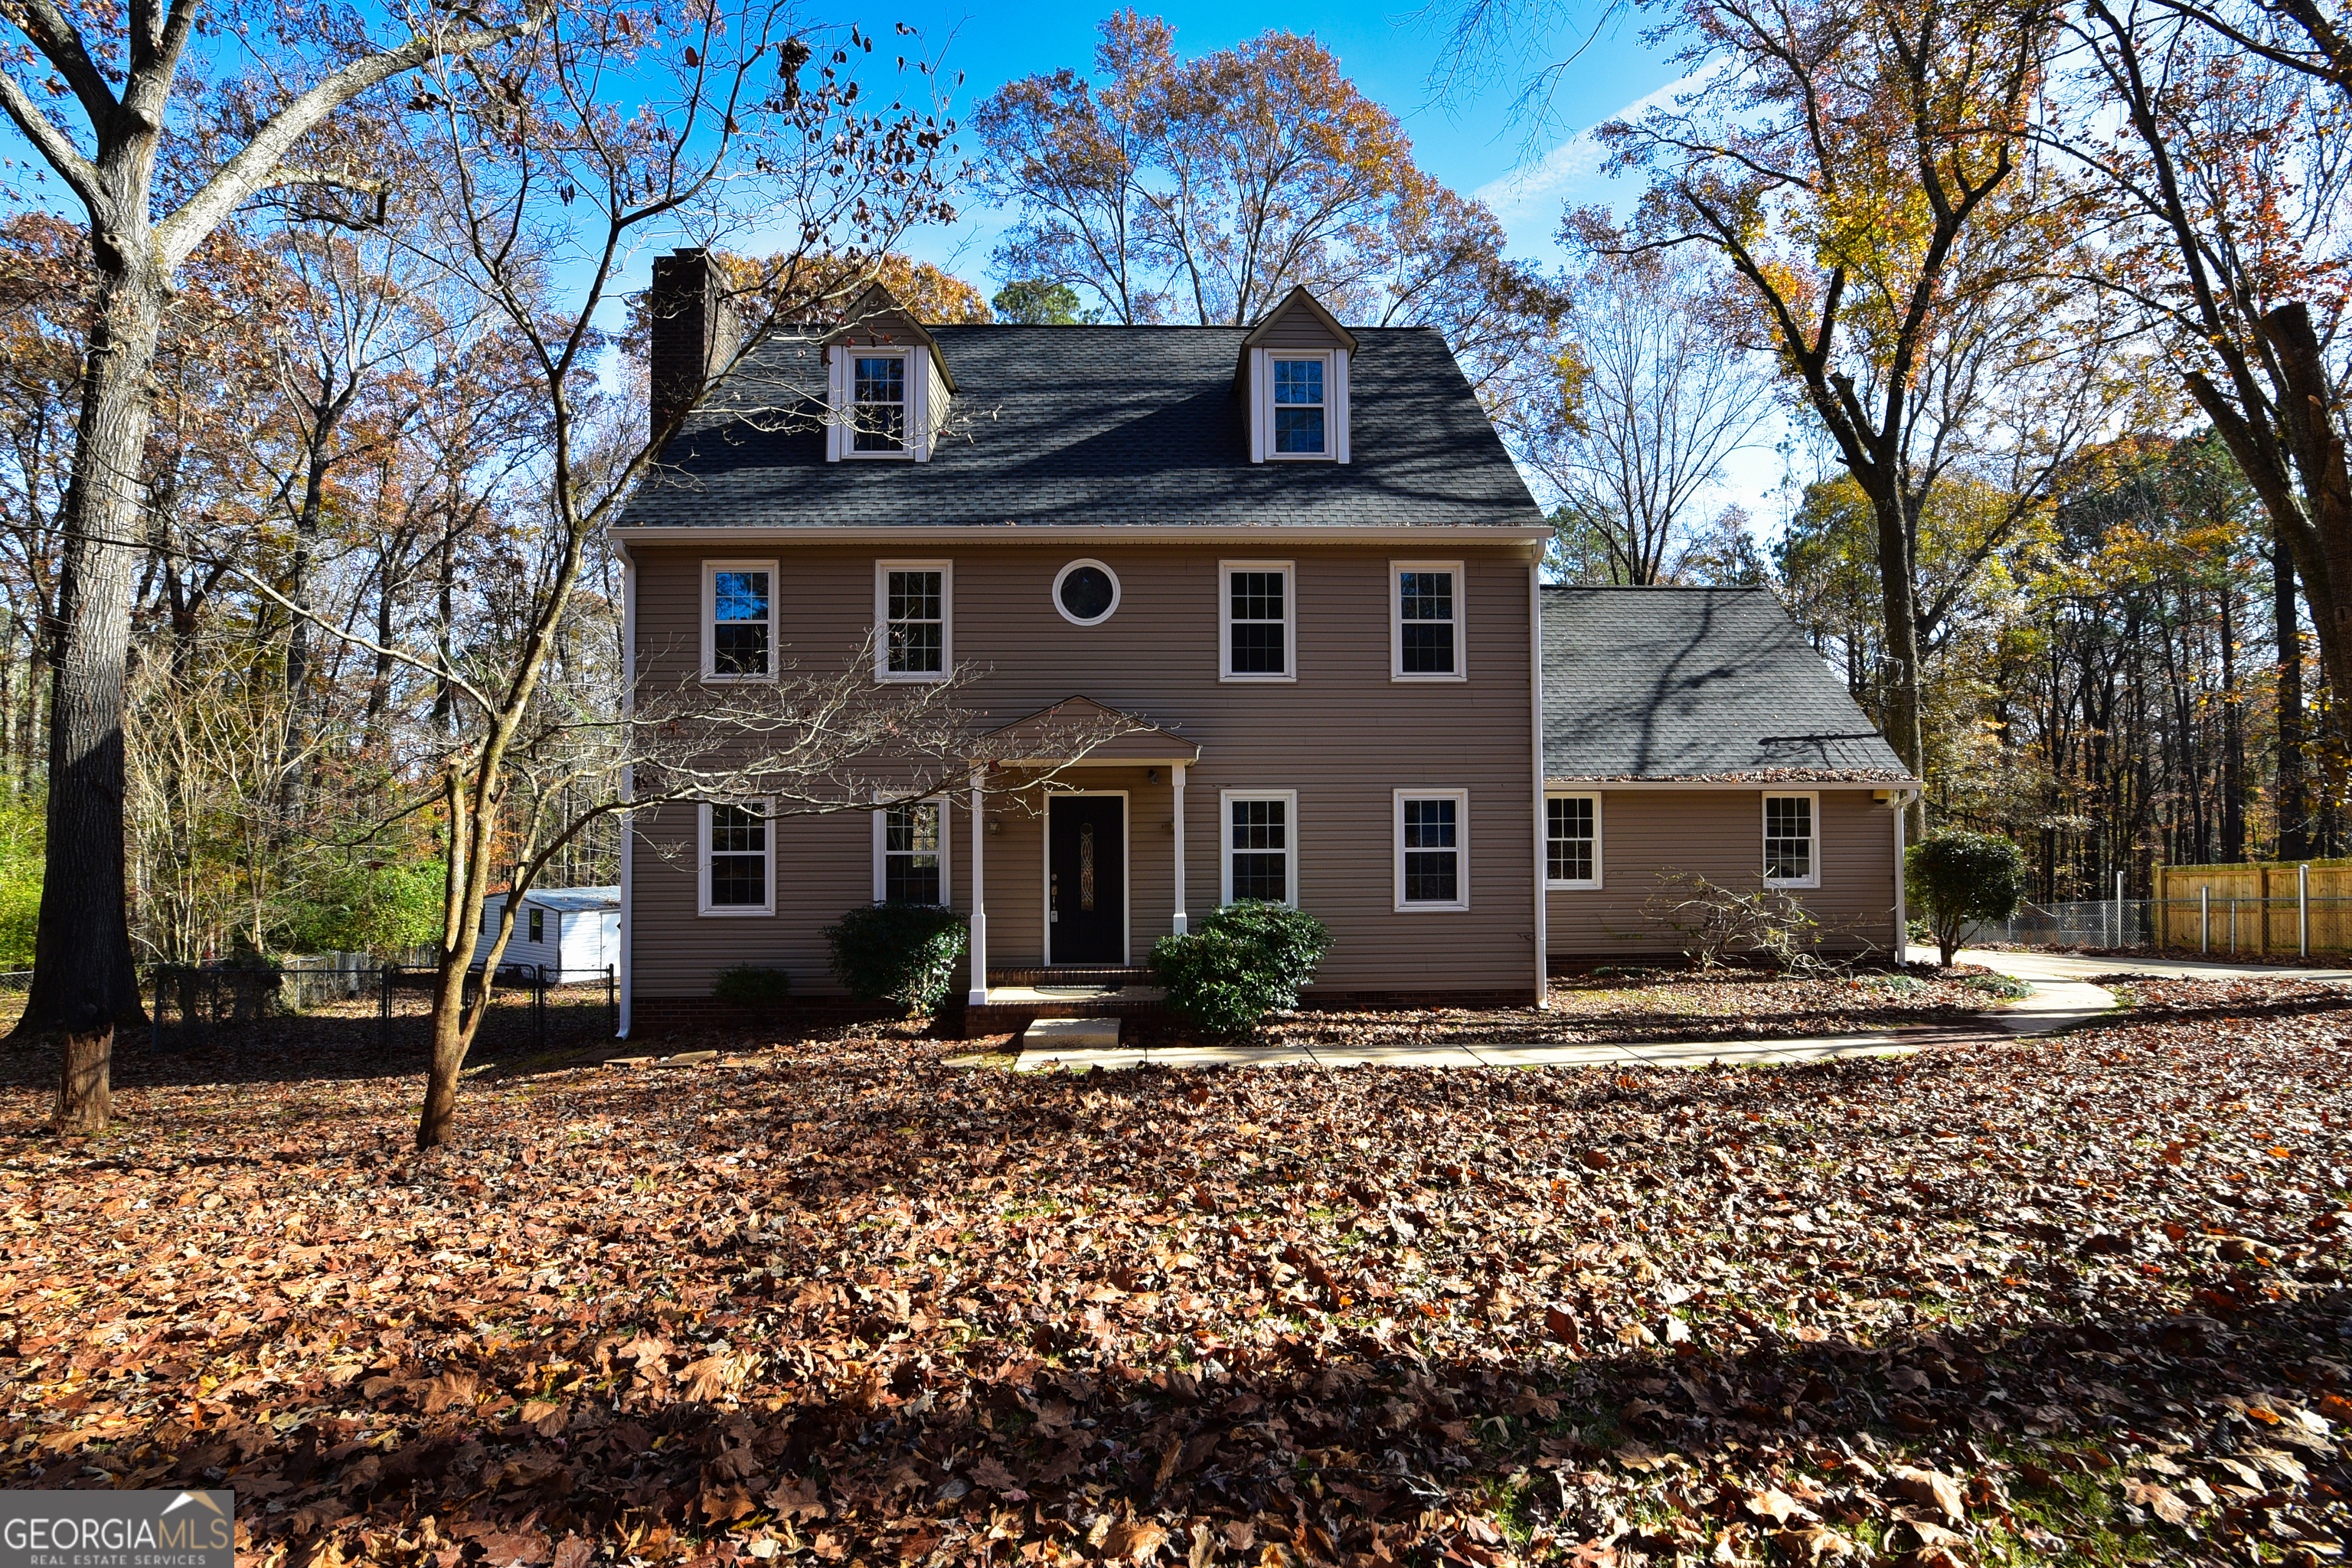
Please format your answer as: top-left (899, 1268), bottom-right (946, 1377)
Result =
top-left (1254, 306), bottom-right (1348, 349)
top-left (629, 541), bottom-right (1540, 998)
top-left (1546, 788), bottom-right (1899, 957)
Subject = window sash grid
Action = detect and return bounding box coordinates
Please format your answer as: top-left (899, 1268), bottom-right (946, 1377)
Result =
top-left (1223, 794), bottom-right (1294, 906)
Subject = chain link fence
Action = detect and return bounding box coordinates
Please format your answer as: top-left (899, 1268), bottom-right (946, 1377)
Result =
top-left (1966, 899), bottom-right (2153, 949)
top-left (1965, 893), bottom-right (2352, 956)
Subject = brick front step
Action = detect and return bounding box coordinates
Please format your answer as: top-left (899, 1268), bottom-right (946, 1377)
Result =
top-left (985, 966), bottom-right (1155, 988)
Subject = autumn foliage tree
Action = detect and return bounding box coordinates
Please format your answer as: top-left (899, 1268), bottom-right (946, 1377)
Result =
top-left (972, 11), bottom-right (1556, 390)
top-left (0, 0), bottom-right (532, 1064)
top-left (1598, 0), bottom-right (2122, 826)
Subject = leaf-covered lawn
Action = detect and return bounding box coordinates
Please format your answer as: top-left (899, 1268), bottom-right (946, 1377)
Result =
top-left (1248, 970), bottom-right (2008, 1054)
top-left (0, 977), bottom-right (2346, 1568)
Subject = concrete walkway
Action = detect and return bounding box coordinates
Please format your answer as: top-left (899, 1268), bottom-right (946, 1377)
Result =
top-left (1003, 949), bottom-right (2123, 1073)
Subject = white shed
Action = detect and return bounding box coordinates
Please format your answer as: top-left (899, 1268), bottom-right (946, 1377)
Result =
top-left (472, 885), bottom-right (620, 980)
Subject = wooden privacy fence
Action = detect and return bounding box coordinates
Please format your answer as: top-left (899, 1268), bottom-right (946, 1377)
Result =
top-left (2155, 859), bottom-right (2352, 955)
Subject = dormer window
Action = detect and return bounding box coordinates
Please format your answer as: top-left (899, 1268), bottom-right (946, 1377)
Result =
top-left (1240, 286), bottom-right (1355, 464)
top-left (824, 283), bottom-right (956, 463)
top-left (1272, 358), bottom-right (1326, 455)
top-left (852, 354), bottom-right (907, 452)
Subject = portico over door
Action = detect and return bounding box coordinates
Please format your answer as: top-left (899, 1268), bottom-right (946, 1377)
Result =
top-left (1047, 794), bottom-right (1126, 965)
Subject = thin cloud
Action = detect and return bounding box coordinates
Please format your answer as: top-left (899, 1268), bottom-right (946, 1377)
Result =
top-left (1474, 67), bottom-right (1716, 255)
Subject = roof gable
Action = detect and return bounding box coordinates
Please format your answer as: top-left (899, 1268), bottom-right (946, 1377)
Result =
top-left (828, 283), bottom-right (956, 392)
top-left (976, 696), bottom-right (1200, 766)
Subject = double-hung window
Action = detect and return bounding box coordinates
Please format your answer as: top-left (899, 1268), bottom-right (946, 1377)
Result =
top-left (1763, 792), bottom-right (1819, 889)
top-left (1546, 793), bottom-right (1602, 889)
top-left (874, 799), bottom-right (947, 906)
top-left (851, 353), bottom-right (906, 452)
top-left (1394, 789), bottom-right (1468, 910)
top-left (528, 907), bottom-right (545, 944)
top-left (1272, 358), bottom-right (1325, 455)
top-left (1220, 560), bottom-right (1294, 681)
top-left (702, 560), bottom-right (777, 681)
top-left (1392, 561), bottom-right (1464, 679)
top-left (875, 560), bottom-right (950, 681)
top-left (699, 801), bottom-right (773, 916)
top-left (1222, 791), bottom-right (1297, 907)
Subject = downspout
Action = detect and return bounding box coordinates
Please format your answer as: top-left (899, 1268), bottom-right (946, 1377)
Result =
top-left (616, 542), bottom-right (636, 1037)
top-left (1890, 784), bottom-right (1920, 966)
top-left (1530, 563), bottom-right (1549, 1008)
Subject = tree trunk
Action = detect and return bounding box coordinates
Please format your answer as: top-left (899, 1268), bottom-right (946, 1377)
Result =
top-left (54, 1008), bottom-right (113, 1136)
top-left (2220, 588), bottom-right (2244, 861)
top-left (2277, 542), bottom-right (2310, 859)
top-left (416, 952), bottom-right (475, 1148)
top-left (1868, 488), bottom-right (1928, 835)
top-left (15, 264), bottom-right (165, 1039)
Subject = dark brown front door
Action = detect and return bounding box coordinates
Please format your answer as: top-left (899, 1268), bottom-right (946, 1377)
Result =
top-left (1048, 795), bottom-right (1125, 965)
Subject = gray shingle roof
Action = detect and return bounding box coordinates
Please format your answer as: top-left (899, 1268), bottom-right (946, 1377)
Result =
top-left (618, 325), bottom-right (1545, 530)
top-left (1544, 586), bottom-right (1913, 782)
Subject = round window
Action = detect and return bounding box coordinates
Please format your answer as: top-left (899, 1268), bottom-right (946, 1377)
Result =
top-left (1053, 560), bottom-right (1121, 626)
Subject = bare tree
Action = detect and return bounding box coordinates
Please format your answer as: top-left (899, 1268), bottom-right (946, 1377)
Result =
top-left (1515, 228), bottom-right (1769, 583)
top-left (257, 0), bottom-right (985, 1147)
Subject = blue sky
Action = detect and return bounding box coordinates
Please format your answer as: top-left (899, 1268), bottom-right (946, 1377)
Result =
top-left (875, 4), bottom-right (1792, 522)
top-left (882, 0), bottom-right (1692, 286)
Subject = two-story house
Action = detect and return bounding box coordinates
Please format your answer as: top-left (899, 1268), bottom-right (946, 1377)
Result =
top-left (609, 252), bottom-right (1919, 1037)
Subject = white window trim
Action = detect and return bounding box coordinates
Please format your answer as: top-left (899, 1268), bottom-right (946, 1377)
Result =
top-left (1393, 788), bottom-right (1470, 912)
top-left (1051, 557), bottom-right (1122, 626)
top-left (700, 558), bottom-right (779, 684)
top-left (828, 345), bottom-right (926, 462)
top-left (1545, 791), bottom-right (1603, 890)
top-left (1220, 789), bottom-right (1299, 909)
top-left (1762, 790), bottom-right (1821, 890)
top-left (1390, 559), bottom-right (1467, 682)
top-left (1218, 559), bottom-right (1296, 684)
top-left (697, 799), bottom-right (776, 916)
top-left (1250, 348), bottom-right (1348, 464)
top-left (874, 559), bottom-right (952, 683)
top-left (871, 796), bottom-right (952, 906)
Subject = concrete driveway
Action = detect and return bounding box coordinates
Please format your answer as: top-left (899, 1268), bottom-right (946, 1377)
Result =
top-left (1957, 948), bottom-right (2352, 985)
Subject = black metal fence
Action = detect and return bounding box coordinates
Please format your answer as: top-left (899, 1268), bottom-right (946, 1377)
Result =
top-left (375, 962), bottom-right (619, 1053)
top-left (148, 959), bottom-right (616, 1054)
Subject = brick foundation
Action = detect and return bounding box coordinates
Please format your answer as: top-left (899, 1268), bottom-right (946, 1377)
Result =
top-left (628, 995), bottom-right (912, 1039)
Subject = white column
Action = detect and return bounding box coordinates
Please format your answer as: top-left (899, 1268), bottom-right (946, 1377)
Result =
top-left (967, 770), bottom-right (988, 1006)
top-left (1171, 763), bottom-right (1188, 935)
top-left (2301, 861), bottom-right (2311, 957)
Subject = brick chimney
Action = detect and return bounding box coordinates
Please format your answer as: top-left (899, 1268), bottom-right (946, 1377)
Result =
top-left (648, 248), bottom-right (743, 436)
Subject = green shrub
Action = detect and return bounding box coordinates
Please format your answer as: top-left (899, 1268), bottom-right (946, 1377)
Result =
top-left (1906, 831), bottom-right (2027, 967)
top-left (279, 861), bottom-right (447, 955)
top-left (1149, 900), bottom-right (1331, 1037)
top-left (824, 903), bottom-right (968, 1014)
top-left (0, 791), bottom-right (42, 969)
top-left (713, 964), bottom-right (792, 1007)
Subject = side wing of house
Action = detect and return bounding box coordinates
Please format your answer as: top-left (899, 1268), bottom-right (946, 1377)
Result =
top-left (1539, 587), bottom-right (1919, 961)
